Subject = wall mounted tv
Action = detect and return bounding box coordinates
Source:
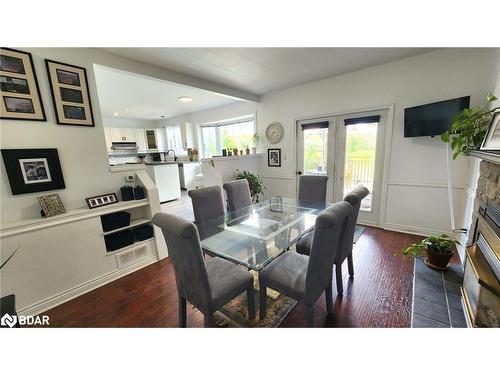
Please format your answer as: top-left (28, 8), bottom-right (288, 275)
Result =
top-left (404, 96), bottom-right (470, 137)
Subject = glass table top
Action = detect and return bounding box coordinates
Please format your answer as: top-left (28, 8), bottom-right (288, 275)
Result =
top-left (198, 197), bottom-right (329, 271)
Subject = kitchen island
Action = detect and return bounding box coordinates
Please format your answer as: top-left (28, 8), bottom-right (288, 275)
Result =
top-left (145, 162), bottom-right (181, 203)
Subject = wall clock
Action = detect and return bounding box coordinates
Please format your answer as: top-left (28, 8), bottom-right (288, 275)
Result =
top-left (265, 121), bottom-right (284, 144)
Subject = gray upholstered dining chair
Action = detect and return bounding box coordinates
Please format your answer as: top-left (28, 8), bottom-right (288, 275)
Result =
top-left (296, 186), bottom-right (369, 294)
top-left (188, 185), bottom-right (225, 225)
top-left (223, 179), bottom-right (252, 213)
top-left (298, 175), bottom-right (328, 203)
top-left (152, 212), bottom-right (255, 327)
top-left (259, 201), bottom-right (352, 327)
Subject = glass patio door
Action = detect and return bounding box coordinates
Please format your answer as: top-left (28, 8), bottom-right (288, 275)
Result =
top-left (335, 110), bottom-right (387, 224)
top-left (297, 109), bottom-right (387, 225)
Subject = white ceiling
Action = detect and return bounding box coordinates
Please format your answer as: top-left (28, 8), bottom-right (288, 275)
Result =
top-left (93, 65), bottom-right (240, 120)
top-left (100, 48), bottom-right (433, 95)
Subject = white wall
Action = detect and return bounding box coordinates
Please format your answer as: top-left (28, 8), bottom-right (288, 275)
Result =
top-left (158, 48), bottom-right (500, 236)
top-left (102, 117), bottom-right (159, 129)
top-left (0, 48), bottom-right (194, 223)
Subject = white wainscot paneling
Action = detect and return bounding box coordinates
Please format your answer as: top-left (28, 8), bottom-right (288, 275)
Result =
top-left (261, 176), bottom-right (296, 199)
top-left (384, 183), bottom-right (469, 236)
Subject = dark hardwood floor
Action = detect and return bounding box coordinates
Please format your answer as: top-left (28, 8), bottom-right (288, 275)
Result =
top-left (42, 220), bottom-right (424, 327)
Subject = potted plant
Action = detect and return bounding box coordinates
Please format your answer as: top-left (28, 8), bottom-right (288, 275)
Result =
top-left (236, 169), bottom-right (266, 203)
top-left (245, 145), bottom-right (250, 155)
top-left (403, 234), bottom-right (460, 270)
top-left (233, 147), bottom-right (238, 156)
top-left (252, 133), bottom-right (259, 154)
top-left (441, 93), bottom-right (499, 159)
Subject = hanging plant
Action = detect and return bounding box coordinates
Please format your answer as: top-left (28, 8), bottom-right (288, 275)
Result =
top-left (441, 93), bottom-right (499, 159)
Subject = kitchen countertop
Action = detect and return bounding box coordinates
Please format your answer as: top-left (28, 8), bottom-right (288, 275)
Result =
top-left (145, 160), bottom-right (200, 165)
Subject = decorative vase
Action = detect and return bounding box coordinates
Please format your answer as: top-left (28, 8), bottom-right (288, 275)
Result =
top-left (239, 150), bottom-right (243, 155)
top-left (222, 149), bottom-right (227, 156)
top-left (246, 148), bottom-right (250, 155)
top-left (233, 148), bottom-right (238, 156)
top-left (228, 151), bottom-right (232, 156)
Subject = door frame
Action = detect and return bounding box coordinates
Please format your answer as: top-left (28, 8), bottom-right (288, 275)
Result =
top-left (294, 103), bottom-right (395, 227)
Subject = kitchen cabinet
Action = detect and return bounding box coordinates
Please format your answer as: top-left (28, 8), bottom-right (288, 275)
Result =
top-left (156, 128), bottom-right (167, 151)
top-left (103, 127), bottom-right (113, 151)
top-left (180, 122), bottom-right (194, 149)
top-left (109, 127), bottom-right (136, 142)
top-left (135, 129), bottom-right (147, 151)
top-left (145, 163), bottom-right (181, 202)
top-left (145, 129), bottom-right (158, 150)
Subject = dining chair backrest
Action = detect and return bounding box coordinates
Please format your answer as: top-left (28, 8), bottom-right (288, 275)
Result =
top-left (305, 201), bottom-right (352, 304)
top-left (298, 175), bottom-right (328, 203)
top-left (336, 186), bottom-right (369, 264)
top-left (152, 212), bottom-right (211, 311)
top-left (223, 179), bottom-right (252, 213)
top-left (188, 185), bottom-right (225, 225)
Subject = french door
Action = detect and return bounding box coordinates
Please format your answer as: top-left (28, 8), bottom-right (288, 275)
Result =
top-left (296, 109), bottom-right (387, 225)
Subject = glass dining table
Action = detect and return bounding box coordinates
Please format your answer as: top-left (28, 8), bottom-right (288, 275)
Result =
top-left (197, 197), bottom-right (330, 271)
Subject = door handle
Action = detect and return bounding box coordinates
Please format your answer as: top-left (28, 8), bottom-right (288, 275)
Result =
top-left (296, 171), bottom-right (302, 175)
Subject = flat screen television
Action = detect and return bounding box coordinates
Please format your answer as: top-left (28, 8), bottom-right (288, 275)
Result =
top-left (404, 96), bottom-right (470, 137)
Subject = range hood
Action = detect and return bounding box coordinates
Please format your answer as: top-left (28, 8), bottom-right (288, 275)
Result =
top-left (111, 142), bottom-right (138, 151)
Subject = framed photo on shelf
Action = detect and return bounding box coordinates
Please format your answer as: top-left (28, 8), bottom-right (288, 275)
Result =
top-left (1, 148), bottom-right (65, 195)
top-left (85, 193), bottom-right (118, 209)
top-left (480, 112), bottom-right (500, 153)
top-left (38, 193), bottom-right (66, 217)
top-left (270, 196), bottom-right (283, 212)
top-left (268, 148), bottom-right (281, 167)
top-left (0, 48), bottom-right (46, 121)
top-left (45, 59), bottom-right (95, 126)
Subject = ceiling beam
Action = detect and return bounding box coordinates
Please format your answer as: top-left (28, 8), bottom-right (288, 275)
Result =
top-left (94, 48), bottom-right (260, 102)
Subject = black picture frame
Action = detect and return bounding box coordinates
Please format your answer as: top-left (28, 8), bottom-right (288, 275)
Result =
top-left (0, 48), bottom-right (46, 121)
top-left (45, 59), bottom-right (95, 127)
top-left (85, 193), bottom-right (119, 209)
top-left (1, 148), bottom-right (65, 195)
top-left (268, 148), bottom-right (281, 167)
top-left (480, 111), bottom-right (500, 153)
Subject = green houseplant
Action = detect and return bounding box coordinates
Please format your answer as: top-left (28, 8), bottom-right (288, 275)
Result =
top-left (441, 93), bottom-right (499, 159)
top-left (235, 169), bottom-right (266, 203)
top-left (403, 234), bottom-right (460, 270)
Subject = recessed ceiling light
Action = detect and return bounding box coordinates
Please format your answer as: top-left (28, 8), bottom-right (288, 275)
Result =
top-left (125, 109), bottom-right (129, 112)
top-left (178, 96), bottom-right (193, 102)
top-left (113, 112), bottom-right (119, 116)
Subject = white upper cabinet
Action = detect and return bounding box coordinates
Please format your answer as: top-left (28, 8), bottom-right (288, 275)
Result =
top-left (103, 127), bottom-right (113, 151)
top-left (156, 128), bottom-right (167, 151)
top-left (180, 122), bottom-right (194, 149)
top-left (109, 127), bottom-right (125, 143)
top-left (122, 128), bottom-right (137, 143)
top-left (145, 129), bottom-right (158, 150)
top-left (135, 129), bottom-right (147, 151)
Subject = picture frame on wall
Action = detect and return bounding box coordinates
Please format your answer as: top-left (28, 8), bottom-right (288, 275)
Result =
top-left (0, 48), bottom-right (46, 121)
top-left (85, 193), bottom-right (119, 209)
top-left (480, 112), bottom-right (500, 154)
top-left (268, 148), bottom-right (281, 167)
top-left (45, 59), bottom-right (95, 126)
top-left (38, 193), bottom-right (66, 217)
top-left (1, 148), bottom-right (66, 195)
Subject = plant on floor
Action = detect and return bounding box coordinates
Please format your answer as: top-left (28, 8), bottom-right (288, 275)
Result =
top-left (1, 245), bottom-right (20, 270)
top-left (403, 234), bottom-right (460, 270)
top-left (441, 93), bottom-right (499, 159)
top-left (235, 169), bottom-right (266, 203)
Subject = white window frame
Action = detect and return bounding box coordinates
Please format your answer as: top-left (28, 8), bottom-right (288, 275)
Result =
top-left (200, 114), bottom-right (256, 158)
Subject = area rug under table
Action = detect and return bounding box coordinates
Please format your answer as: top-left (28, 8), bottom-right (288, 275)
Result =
top-left (213, 291), bottom-right (296, 328)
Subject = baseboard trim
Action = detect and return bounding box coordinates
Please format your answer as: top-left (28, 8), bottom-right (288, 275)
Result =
top-left (383, 222), bottom-right (453, 237)
top-left (18, 255), bottom-right (158, 316)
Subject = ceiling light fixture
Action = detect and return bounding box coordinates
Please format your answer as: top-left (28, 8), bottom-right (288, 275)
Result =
top-left (113, 112), bottom-right (119, 116)
top-left (178, 96), bottom-right (193, 102)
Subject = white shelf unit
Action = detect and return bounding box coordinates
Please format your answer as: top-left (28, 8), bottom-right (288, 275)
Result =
top-left (0, 170), bottom-right (168, 316)
top-left (101, 203), bottom-right (154, 253)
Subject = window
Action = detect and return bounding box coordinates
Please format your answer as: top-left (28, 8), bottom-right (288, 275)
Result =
top-left (201, 115), bottom-right (255, 158)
